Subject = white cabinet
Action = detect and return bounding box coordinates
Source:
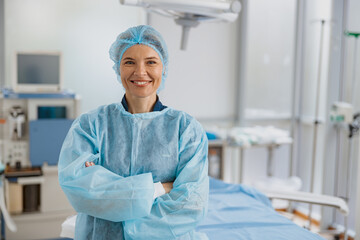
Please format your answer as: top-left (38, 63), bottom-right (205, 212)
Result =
top-left (5, 166), bottom-right (75, 240)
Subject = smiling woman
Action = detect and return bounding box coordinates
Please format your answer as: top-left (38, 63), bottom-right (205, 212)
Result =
top-left (58, 25), bottom-right (209, 240)
top-left (120, 45), bottom-right (163, 113)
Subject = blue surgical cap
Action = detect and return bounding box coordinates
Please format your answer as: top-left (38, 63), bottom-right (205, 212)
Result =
top-left (109, 25), bottom-right (169, 91)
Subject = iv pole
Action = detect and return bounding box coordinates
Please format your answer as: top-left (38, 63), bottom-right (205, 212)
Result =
top-left (307, 19), bottom-right (326, 230)
top-left (346, 31), bottom-right (359, 106)
top-left (343, 31), bottom-right (359, 240)
top-left (344, 32), bottom-right (359, 203)
top-left (330, 31), bottom-right (359, 240)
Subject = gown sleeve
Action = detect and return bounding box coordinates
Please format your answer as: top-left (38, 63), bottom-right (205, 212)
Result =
top-left (58, 114), bottom-right (155, 222)
top-left (123, 119), bottom-right (209, 239)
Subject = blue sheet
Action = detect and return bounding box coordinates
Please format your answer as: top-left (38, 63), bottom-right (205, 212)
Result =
top-left (197, 178), bottom-right (324, 240)
top-left (60, 178), bottom-right (324, 239)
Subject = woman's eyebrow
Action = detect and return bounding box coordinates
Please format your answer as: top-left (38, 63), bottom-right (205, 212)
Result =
top-left (145, 56), bottom-right (159, 60)
top-left (122, 57), bottom-right (135, 61)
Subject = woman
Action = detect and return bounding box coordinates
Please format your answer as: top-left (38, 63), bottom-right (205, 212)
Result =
top-left (58, 25), bottom-right (209, 240)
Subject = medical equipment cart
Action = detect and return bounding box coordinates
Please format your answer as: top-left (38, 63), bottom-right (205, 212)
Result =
top-left (0, 89), bottom-right (79, 239)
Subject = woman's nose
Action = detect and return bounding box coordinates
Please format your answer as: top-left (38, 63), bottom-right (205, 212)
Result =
top-left (134, 63), bottom-right (146, 76)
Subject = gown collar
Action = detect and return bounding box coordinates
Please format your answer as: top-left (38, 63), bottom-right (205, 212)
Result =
top-left (121, 94), bottom-right (167, 113)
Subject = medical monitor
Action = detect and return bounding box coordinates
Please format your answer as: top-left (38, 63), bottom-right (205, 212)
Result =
top-left (13, 52), bottom-right (62, 93)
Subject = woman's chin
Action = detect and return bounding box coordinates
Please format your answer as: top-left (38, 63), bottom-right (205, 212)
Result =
top-left (127, 91), bottom-right (156, 100)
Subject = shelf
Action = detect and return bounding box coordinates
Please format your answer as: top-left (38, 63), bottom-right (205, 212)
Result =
top-left (11, 209), bottom-right (75, 222)
top-left (208, 139), bottom-right (226, 147)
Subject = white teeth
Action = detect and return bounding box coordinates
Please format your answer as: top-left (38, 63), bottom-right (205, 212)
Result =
top-left (133, 81), bottom-right (149, 85)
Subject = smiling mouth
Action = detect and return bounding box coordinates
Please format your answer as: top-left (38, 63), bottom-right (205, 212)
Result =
top-left (130, 80), bottom-right (152, 86)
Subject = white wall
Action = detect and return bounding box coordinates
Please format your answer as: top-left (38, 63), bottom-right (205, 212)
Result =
top-left (348, 0), bottom-right (360, 32)
top-left (245, 0), bottom-right (296, 117)
top-left (298, 0), bottom-right (332, 195)
top-left (240, 0), bottom-right (297, 187)
top-left (5, 0), bottom-right (145, 114)
top-left (151, 14), bottom-right (238, 121)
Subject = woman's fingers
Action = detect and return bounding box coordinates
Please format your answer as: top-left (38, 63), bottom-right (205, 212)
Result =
top-left (162, 182), bottom-right (174, 193)
top-left (85, 161), bottom-right (95, 167)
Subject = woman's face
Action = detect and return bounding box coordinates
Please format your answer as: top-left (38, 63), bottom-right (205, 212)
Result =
top-left (120, 44), bottom-right (163, 100)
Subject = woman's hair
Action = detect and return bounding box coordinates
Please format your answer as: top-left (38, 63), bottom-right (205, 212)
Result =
top-left (109, 25), bottom-right (169, 91)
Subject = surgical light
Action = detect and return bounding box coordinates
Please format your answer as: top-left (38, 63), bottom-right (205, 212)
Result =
top-left (119, 0), bottom-right (241, 50)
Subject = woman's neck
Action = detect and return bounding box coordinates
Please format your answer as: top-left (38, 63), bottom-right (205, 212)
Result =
top-left (125, 94), bottom-right (157, 114)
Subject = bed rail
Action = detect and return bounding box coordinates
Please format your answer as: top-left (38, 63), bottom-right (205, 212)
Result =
top-left (262, 190), bottom-right (349, 215)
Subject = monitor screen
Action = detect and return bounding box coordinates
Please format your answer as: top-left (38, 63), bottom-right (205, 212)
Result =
top-left (14, 52), bottom-right (62, 92)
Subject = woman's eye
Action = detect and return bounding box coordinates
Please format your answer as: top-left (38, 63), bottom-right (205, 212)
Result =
top-left (124, 61), bottom-right (135, 65)
top-left (147, 60), bottom-right (157, 65)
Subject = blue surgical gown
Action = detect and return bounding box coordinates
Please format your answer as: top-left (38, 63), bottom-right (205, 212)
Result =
top-left (58, 102), bottom-right (209, 239)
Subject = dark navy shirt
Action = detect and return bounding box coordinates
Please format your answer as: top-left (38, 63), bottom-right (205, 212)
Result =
top-left (121, 95), bottom-right (167, 112)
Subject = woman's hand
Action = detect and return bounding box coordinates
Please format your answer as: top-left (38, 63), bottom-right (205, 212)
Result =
top-left (161, 182), bottom-right (173, 193)
top-left (85, 161), bottom-right (95, 167)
